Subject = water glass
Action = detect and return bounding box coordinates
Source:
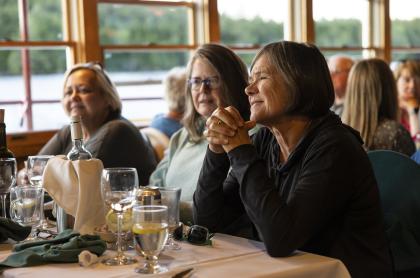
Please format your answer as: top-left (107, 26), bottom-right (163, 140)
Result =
top-left (27, 155), bottom-right (54, 229)
top-left (132, 205), bottom-right (168, 274)
top-left (10, 185), bottom-right (44, 240)
top-left (159, 187), bottom-right (181, 250)
top-left (0, 158), bottom-right (17, 218)
top-left (101, 167), bottom-right (138, 266)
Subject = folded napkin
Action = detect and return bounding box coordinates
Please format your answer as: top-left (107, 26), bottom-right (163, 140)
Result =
top-left (0, 217), bottom-right (31, 242)
top-left (43, 156), bottom-right (105, 234)
top-left (0, 229), bottom-right (106, 269)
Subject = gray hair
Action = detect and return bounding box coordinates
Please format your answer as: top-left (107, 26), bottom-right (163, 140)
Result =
top-left (163, 67), bottom-right (187, 113)
top-left (62, 62), bottom-right (122, 115)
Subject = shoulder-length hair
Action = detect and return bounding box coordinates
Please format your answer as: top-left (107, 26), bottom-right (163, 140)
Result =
top-left (183, 44), bottom-right (250, 142)
top-left (342, 58), bottom-right (399, 148)
top-left (250, 41), bottom-right (334, 118)
top-left (393, 59), bottom-right (420, 101)
top-left (62, 62), bottom-right (122, 116)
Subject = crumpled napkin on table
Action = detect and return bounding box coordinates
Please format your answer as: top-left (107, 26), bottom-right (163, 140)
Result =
top-left (0, 229), bottom-right (106, 269)
top-left (43, 155), bottom-right (105, 234)
top-left (0, 217), bottom-right (31, 242)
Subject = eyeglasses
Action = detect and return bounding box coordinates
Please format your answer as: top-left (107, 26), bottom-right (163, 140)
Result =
top-left (173, 224), bottom-right (213, 245)
top-left (188, 77), bottom-right (220, 91)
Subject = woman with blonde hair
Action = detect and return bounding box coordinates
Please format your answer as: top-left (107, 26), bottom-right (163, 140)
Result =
top-left (342, 58), bottom-right (415, 156)
top-left (39, 62), bottom-right (157, 185)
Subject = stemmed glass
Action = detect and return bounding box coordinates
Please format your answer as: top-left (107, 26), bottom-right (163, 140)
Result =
top-left (159, 187), bottom-right (181, 250)
top-left (132, 205), bottom-right (169, 274)
top-left (10, 185), bottom-right (44, 240)
top-left (101, 167), bottom-right (138, 266)
top-left (27, 155), bottom-right (54, 229)
top-left (0, 158), bottom-right (17, 218)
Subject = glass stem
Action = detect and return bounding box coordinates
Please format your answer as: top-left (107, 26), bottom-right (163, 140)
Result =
top-left (0, 194), bottom-right (6, 218)
top-left (116, 212), bottom-right (123, 257)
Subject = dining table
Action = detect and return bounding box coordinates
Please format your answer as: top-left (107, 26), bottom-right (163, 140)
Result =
top-left (0, 233), bottom-right (350, 278)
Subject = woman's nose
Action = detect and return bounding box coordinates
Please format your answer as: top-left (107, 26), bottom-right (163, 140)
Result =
top-left (245, 83), bottom-right (256, 96)
top-left (198, 83), bottom-right (211, 94)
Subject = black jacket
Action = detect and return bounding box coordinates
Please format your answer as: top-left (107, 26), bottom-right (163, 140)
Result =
top-left (193, 112), bottom-right (393, 278)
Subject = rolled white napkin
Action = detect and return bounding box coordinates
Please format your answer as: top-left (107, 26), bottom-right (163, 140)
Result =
top-left (43, 155), bottom-right (105, 234)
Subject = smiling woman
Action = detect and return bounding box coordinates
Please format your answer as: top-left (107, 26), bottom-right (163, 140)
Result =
top-left (38, 62), bottom-right (157, 185)
top-left (194, 41), bottom-right (393, 278)
top-left (148, 43), bottom-right (251, 224)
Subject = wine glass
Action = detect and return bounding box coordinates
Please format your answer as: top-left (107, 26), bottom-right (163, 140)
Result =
top-left (10, 185), bottom-right (44, 240)
top-left (101, 167), bottom-right (138, 266)
top-left (159, 187), bottom-right (181, 250)
top-left (0, 158), bottom-right (17, 218)
top-left (27, 155), bottom-right (54, 229)
top-left (132, 205), bottom-right (169, 274)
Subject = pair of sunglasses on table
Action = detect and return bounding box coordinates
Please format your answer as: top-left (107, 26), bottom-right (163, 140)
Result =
top-left (173, 223), bottom-right (213, 245)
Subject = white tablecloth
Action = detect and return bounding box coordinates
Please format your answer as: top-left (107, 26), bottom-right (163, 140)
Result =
top-left (0, 233), bottom-right (350, 278)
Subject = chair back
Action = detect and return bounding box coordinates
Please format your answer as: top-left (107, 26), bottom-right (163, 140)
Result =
top-left (368, 150), bottom-right (420, 273)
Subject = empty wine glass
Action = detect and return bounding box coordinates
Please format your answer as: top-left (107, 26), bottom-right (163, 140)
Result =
top-left (159, 187), bottom-right (181, 250)
top-left (27, 155), bottom-right (54, 229)
top-left (101, 167), bottom-right (138, 266)
top-left (132, 205), bottom-right (169, 274)
top-left (0, 158), bottom-right (17, 218)
top-left (10, 185), bottom-right (44, 240)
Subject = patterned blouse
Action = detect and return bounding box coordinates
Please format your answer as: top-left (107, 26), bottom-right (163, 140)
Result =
top-left (369, 119), bottom-right (416, 157)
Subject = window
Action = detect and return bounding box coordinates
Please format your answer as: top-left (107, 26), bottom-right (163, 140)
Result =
top-left (313, 0), bottom-right (367, 60)
top-left (390, 0), bottom-right (420, 61)
top-left (217, 0), bottom-right (287, 65)
top-left (0, 0), bottom-right (72, 132)
top-left (98, 0), bottom-right (195, 125)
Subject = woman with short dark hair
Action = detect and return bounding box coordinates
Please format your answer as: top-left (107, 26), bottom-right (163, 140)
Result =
top-left (194, 41), bottom-right (392, 278)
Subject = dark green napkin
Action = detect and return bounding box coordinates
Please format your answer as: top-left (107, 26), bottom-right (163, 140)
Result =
top-left (0, 217), bottom-right (31, 242)
top-left (0, 229), bottom-right (106, 268)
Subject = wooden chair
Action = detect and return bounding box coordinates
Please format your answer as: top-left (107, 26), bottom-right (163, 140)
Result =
top-left (141, 127), bottom-right (169, 162)
top-left (368, 150), bottom-right (420, 277)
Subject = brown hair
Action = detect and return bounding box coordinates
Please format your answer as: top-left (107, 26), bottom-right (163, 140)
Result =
top-left (250, 41), bottom-right (334, 118)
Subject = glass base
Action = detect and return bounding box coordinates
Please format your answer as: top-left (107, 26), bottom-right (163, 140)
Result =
top-left (135, 264), bottom-right (168, 274)
top-left (102, 255), bottom-right (137, 266)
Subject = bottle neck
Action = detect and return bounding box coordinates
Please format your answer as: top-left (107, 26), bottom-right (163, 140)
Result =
top-left (72, 138), bottom-right (85, 149)
top-left (0, 123), bottom-right (7, 149)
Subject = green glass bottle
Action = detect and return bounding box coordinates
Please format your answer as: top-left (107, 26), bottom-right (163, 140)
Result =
top-left (0, 109), bottom-right (14, 158)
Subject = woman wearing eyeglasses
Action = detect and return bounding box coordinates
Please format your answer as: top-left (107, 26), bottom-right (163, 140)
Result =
top-left (38, 62), bottom-right (157, 185)
top-left (149, 44), bottom-right (252, 223)
top-left (194, 41), bottom-right (392, 277)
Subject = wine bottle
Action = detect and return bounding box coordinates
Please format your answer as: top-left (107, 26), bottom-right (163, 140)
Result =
top-left (0, 109), bottom-right (15, 158)
top-left (66, 116), bottom-right (92, 161)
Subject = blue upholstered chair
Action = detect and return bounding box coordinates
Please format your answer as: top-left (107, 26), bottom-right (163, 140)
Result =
top-left (368, 150), bottom-right (420, 277)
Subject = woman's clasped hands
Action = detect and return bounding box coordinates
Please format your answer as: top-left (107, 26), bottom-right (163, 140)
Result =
top-left (204, 106), bottom-right (256, 153)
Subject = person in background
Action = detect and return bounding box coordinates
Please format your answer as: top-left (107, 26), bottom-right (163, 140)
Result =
top-left (39, 62), bottom-right (157, 185)
top-left (142, 67), bottom-right (187, 161)
top-left (149, 44), bottom-right (251, 223)
top-left (149, 67), bottom-right (187, 138)
top-left (194, 41), bottom-right (392, 278)
top-left (328, 55), bottom-right (354, 116)
top-left (394, 60), bottom-right (420, 138)
top-left (342, 58), bottom-right (415, 156)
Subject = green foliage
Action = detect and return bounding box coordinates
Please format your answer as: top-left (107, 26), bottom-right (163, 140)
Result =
top-left (315, 19), bottom-right (362, 47)
top-left (220, 14), bottom-right (283, 45)
top-left (2, 1), bottom-right (420, 75)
